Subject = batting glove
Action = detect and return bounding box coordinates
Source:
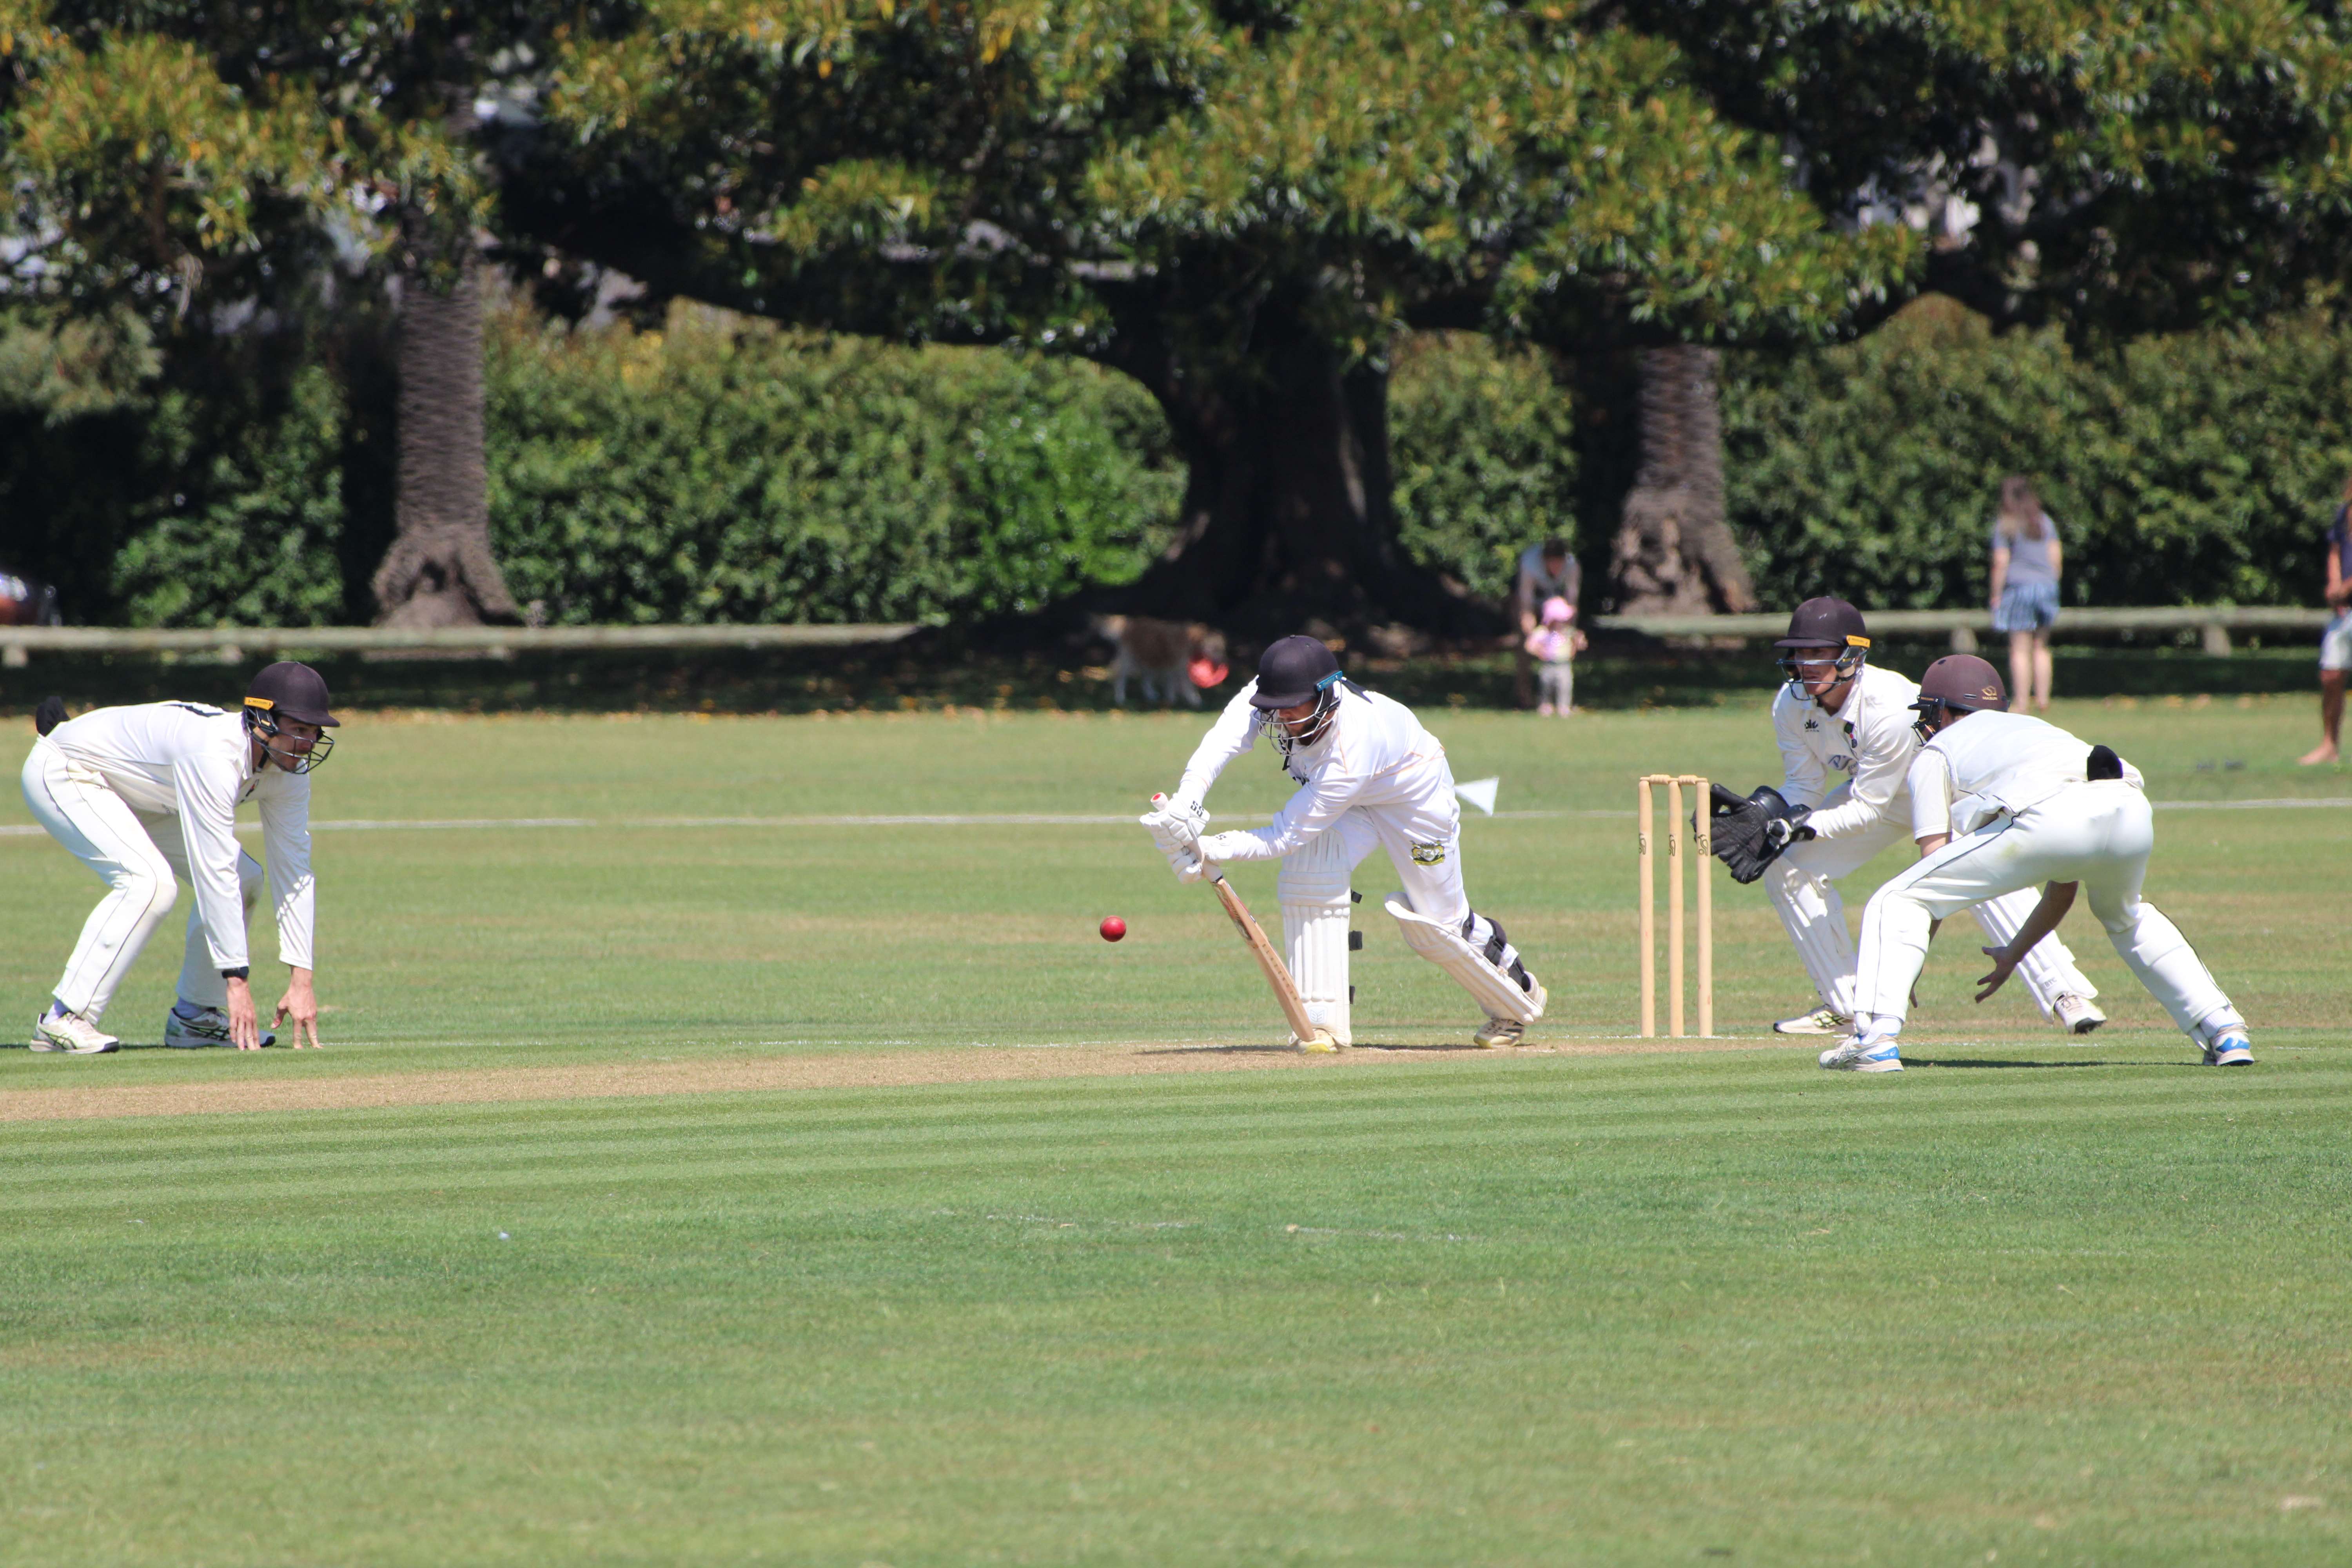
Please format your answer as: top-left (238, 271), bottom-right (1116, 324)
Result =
top-left (1141, 799), bottom-right (1209, 878)
top-left (1194, 829), bottom-right (1268, 864)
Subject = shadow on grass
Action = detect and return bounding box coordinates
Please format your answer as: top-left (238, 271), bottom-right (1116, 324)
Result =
top-left (1906, 1055), bottom-right (2158, 1069)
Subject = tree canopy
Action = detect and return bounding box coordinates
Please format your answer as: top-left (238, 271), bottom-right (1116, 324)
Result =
top-left (5, 2), bottom-right (2350, 628)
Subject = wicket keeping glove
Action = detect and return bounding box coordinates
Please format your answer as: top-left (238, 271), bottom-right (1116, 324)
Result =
top-left (1706, 784), bottom-right (1815, 885)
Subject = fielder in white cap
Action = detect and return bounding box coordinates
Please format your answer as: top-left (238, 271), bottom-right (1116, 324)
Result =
top-left (1820, 655), bottom-right (2252, 1073)
top-left (1140, 633), bottom-right (1545, 1049)
top-left (1708, 596), bottom-right (2106, 1038)
top-left (18, 661), bottom-right (339, 1053)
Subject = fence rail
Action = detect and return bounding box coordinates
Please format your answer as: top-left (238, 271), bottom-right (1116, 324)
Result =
top-left (1593, 605), bottom-right (2332, 655)
top-left (0, 622), bottom-right (921, 666)
top-left (0, 607), bottom-right (2332, 666)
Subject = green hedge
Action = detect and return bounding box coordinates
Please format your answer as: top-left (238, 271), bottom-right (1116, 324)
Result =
top-left (9, 295), bottom-right (2352, 627)
top-left (486, 309), bottom-right (1183, 624)
top-left (1722, 299), bottom-right (2352, 610)
top-left (1388, 332), bottom-right (1580, 599)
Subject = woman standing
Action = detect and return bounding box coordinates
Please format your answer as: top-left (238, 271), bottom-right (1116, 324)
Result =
top-left (1989, 476), bottom-right (2062, 712)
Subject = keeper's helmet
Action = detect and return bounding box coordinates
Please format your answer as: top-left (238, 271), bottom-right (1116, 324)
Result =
top-left (1907, 654), bottom-right (2008, 742)
top-left (243, 661), bottom-right (341, 774)
top-left (1249, 634), bottom-right (1347, 760)
top-left (1773, 597), bottom-right (1871, 691)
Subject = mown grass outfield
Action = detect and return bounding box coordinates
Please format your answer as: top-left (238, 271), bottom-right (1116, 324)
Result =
top-left (0, 696), bottom-right (2345, 1564)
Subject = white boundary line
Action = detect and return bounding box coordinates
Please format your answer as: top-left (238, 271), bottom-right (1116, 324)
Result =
top-left (2, 799), bottom-right (2348, 838)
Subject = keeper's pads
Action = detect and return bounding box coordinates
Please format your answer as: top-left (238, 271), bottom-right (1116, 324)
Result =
top-left (1706, 783), bottom-right (1814, 885)
top-left (1384, 894), bottom-right (1544, 1024)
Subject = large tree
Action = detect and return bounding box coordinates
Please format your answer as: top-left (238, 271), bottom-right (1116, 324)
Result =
top-left (0, 1), bottom-right (534, 624)
top-left (1582, 0), bottom-right (2352, 612)
top-left (508, 0), bottom-right (1903, 633)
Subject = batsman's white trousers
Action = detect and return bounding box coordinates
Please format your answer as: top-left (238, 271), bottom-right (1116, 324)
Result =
top-left (1275, 794), bottom-right (1479, 1041)
top-left (1764, 787), bottom-right (2097, 1018)
top-left (1311, 800), bottom-right (1470, 924)
top-left (21, 739), bottom-right (262, 1024)
top-left (1854, 782), bottom-right (2239, 1040)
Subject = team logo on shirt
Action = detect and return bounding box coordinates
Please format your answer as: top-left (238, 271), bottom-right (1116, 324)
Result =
top-left (1804, 719), bottom-right (1819, 731)
top-left (1410, 840), bottom-right (1447, 866)
top-left (1829, 754), bottom-right (1853, 772)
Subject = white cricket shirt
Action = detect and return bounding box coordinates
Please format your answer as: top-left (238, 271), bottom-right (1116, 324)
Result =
top-left (42, 701), bottom-right (316, 971)
top-left (1174, 678), bottom-right (1453, 861)
top-left (1906, 710), bottom-right (2143, 841)
top-left (1771, 663), bottom-right (1924, 841)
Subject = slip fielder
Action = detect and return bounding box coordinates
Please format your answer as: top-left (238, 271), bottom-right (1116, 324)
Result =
top-left (19, 661), bottom-right (338, 1054)
top-left (1140, 634), bottom-right (1545, 1049)
top-left (1821, 655), bottom-right (2251, 1073)
top-left (1716, 597), bottom-right (2105, 1037)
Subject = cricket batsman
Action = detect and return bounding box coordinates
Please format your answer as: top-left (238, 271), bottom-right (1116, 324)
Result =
top-left (19, 662), bottom-right (338, 1053)
top-left (1820, 655), bottom-right (2251, 1073)
top-left (1706, 597), bottom-right (2105, 1036)
top-left (1139, 634), bottom-right (1545, 1049)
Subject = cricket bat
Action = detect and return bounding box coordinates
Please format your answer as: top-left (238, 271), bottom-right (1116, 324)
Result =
top-left (1152, 794), bottom-right (1332, 1048)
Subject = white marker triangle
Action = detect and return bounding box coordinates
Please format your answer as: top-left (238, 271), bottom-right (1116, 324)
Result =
top-left (1454, 776), bottom-right (1500, 817)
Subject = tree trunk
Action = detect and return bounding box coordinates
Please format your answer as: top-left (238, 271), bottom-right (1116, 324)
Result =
top-left (370, 258), bottom-right (521, 627)
top-left (1112, 299), bottom-right (1477, 638)
top-left (1607, 345), bottom-right (1756, 615)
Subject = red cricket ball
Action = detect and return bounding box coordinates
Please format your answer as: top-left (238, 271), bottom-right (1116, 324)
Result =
top-left (1099, 916), bottom-right (1127, 942)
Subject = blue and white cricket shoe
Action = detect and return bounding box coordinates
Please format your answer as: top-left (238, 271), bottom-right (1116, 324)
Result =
top-left (2201, 1029), bottom-right (2254, 1067)
top-left (1818, 1036), bottom-right (1904, 1073)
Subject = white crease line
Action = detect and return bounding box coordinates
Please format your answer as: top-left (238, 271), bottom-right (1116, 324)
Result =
top-left (2151, 797), bottom-right (2352, 810)
top-left (3, 800), bottom-right (2348, 839)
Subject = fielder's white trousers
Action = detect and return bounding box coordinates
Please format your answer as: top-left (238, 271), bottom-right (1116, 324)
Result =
top-left (1854, 782), bottom-right (2240, 1041)
top-left (1764, 788), bottom-right (2097, 1018)
top-left (20, 739), bottom-right (261, 1024)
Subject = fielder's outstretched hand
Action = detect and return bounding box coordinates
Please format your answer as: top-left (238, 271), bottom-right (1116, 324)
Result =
top-left (1974, 945), bottom-right (2020, 1002)
top-left (276, 967), bottom-right (324, 1049)
top-left (225, 976), bottom-right (262, 1050)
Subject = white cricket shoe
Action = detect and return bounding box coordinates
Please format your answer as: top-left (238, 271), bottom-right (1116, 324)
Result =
top-left (1818, 1035), bottom-right (1903, 1073)
top-left (1290, 1030), bottom-right (1343, 1054)
top-left (31, 1009), bottom-right (119, 1055)
top-left (1774, 1006), bottom-right (1852, 1036)
top-left (2202, 1029), bottom-right (2254, 1067)
top-left (1472, 1017), bottom-right (1524, 1049)
top-left (2052, 994), bottom-right (2105, 1036)
top-left (163, 1003), bottom-right (274, 1050)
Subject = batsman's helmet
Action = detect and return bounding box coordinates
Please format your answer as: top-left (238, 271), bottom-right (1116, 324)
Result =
top-left (1249, 634), bottom-right (1350, 758)
top-left (1907, 654), bottom-right (2008, 741)
top-left (1249, 634), bottom-right (1343, 710)
top-left (1773, 597), bottom-right (1871, 686)
top-left (244, 661), bottom-right (340, 773)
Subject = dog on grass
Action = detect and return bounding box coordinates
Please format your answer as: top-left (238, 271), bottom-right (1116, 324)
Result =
top-left (1095, 615), bottom-right (1229, 707)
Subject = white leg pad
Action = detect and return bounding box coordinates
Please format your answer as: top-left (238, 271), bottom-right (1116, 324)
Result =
top-left (1384, 893), bottom-right (1543, 1024)
top-left (1763, 857), bottom-right (1859, 1016)
top-left (1279, 831), bottom-right (1356, 1046)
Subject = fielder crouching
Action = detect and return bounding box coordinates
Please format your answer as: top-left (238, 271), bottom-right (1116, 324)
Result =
top-left (1714, 597), bottom-right (2105, 1038)
top-left (18, 662), bottom-right (337, 1054)
top-left (1822, 655), bottom-right (2252, 1073)
top-left (1140, 634), bottom-right (1544, 1050)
